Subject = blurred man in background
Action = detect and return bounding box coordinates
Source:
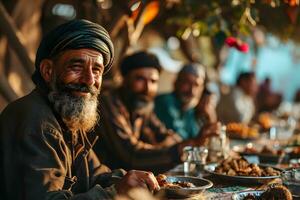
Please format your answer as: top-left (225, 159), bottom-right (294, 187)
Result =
top-left (94, 52), bottom-right (220, 173)
top-left (155, 63), bottom-right (217, 139)
top-left (217, 72), bottom-right (258, 124)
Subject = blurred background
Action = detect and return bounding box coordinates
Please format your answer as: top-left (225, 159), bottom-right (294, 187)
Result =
top-left (1, 0), bottom-right (300, 111)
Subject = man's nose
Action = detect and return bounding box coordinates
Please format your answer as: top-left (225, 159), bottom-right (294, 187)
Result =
top-left (191, 85), bottom-right (200, 96)
top-left (81, 67), bottom-right (95, 86)
top-left (144, 81), bottom-right (155, 93)
top-left (191, 87), bottom-right (196, 95)
top-left (185, 85), bottom-right (194, 95)
top-left (145, 81), bottom-right (151, 91)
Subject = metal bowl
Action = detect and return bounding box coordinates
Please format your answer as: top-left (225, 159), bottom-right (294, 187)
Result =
top-left (204, 163), bottom-right (281, 185)
top-left (160, 176), bottom-right (213, 198)
top-left (281, 168), bottom-right (300, 198)
top-left (232, 190), bottom-right (264, 200)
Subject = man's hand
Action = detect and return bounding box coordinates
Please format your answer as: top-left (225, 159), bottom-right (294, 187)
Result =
top-left (176, 122), bottom-right (220, 152)
top-left (195, 94), bottom-right (217, 124)
top-left (115, 170), bottom-right (160, 195)
top-left (195, 122), bottom-right (221, 145)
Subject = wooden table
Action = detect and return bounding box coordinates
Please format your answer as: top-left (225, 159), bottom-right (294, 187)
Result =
top-left (165, 164), bottom-right (281, 200)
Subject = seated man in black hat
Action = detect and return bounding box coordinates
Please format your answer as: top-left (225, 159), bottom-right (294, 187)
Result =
top-left (0, 20), bottom-right (159, 200)
top-left (93, 51), bottom-right (220, 173)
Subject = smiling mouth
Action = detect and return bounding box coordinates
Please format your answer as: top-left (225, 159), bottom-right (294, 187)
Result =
top-left (72, 91), bottom-right (90, 97)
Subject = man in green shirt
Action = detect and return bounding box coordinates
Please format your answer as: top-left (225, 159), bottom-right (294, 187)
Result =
top-left (154, 63), bottom-right (207, 139)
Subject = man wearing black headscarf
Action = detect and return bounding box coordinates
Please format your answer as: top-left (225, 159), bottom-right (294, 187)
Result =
top-left (0, 19), bottom-right (159, 200)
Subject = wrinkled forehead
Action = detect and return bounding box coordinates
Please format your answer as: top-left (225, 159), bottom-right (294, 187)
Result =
top-left (50, 49), bottom-right (104, 70)
top-left (54, 49), bottom-right (104, 62)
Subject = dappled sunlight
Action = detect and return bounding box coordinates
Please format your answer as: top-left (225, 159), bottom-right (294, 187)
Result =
top-left (8, 72), bottom-right (24, 97)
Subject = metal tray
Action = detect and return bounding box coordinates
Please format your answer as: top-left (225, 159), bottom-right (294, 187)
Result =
top-left (232, 190), bottom-right (264, 200)
top-left (240, 152), bottom-right (289, 164)
top-left (159, 176), bottom-right (213, 198)
top-left (204, 163), bottom-right (281, 184)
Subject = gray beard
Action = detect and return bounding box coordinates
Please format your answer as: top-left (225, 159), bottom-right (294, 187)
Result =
top-left (48, 78), bottom-right (100, 133)
top-left (178, 94), bottom-right (199, 111)
top-left (183, 98), bottom-right (199, 110)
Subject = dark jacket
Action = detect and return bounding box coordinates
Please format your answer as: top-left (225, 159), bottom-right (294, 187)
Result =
top-left (0, 88), bottom-right (122, 200)
top-left (94, 88), bottom-right (182, 173)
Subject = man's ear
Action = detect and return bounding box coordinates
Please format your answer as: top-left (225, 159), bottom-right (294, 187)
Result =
top-left (40, 59), bottom-right (54, 83)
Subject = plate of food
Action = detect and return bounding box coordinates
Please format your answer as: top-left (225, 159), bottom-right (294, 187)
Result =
top-left (204, 156), bottom-right (281, 184)
top-left (156, 174), bottom-right (213, 198)
top-left (281, 168), bottom-right (300, 198)
top-left (232, 184), bottom-right (293, 200)
top-left (226, 123), bottom-right (259, 140)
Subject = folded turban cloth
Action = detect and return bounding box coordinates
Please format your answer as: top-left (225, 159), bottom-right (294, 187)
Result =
top-left (32, 19), bottom-right (114, 85)
top-left (120, 51), bottom-right (162, 76)
top-left (178, 63), bottom-right (206, 79)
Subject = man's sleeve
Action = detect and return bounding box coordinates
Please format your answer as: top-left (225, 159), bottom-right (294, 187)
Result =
top-left (97, 97), bottom-right (182, 172)
top-left (87, 149), bottom-right (126, 188)
top-left (20, 125), bottom-right (115, 200)
top-left (46, 185), bottom-right (116, 200)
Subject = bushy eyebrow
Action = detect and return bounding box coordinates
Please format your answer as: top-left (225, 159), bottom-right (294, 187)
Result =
top-left (65, 57), bottom-right (104, 69)
top-left (67, 58), bottom-right (85, 65)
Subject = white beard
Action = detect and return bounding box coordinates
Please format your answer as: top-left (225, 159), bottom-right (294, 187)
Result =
top-left (48, 76), bottom-right (100, 133)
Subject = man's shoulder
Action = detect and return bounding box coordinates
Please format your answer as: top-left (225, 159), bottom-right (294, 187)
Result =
top-left (0, 89), bottom-right (60, 132)
top-left (156, 92), bottom-right (173, 98)
top-left (2, 89), bottom-right (49, 114)
top-left (155, 92), bottom-right (175, 103)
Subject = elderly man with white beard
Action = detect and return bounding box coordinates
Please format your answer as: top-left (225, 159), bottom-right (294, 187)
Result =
top-left (0, 20), bottom-right (159, 200)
